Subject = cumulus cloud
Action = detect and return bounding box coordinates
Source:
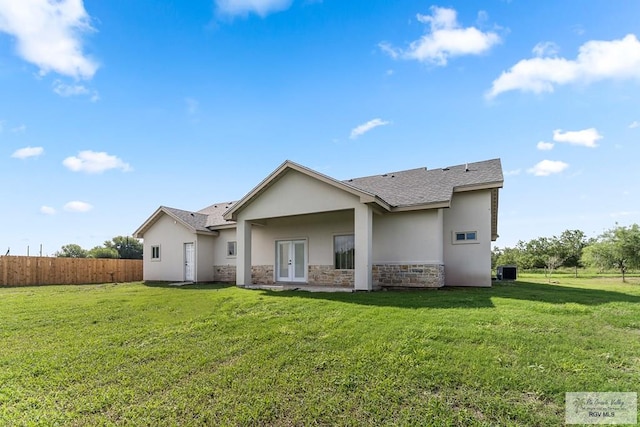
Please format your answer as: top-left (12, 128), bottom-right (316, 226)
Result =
top-left (487, 34), bottom-right (640, 98)
top-left (40, 205), bottom-right (56, 215)
top-left (349, 118), bottom-right (390, 139)
top-left (11, 146), bottom-right (44, 159)
top-left (379, 6), bottom-right (501, 66)
top-left (63, 150), bottom-right (132, 173)
top-left (536, 141), bottom-right (554, 151)
top-left (629, 120), bottom-right (639, 129)
top-left (215, 0), bottom-right (292, 17)
top-left (553, 128), bottom-right (602, 148)
top-left (64, 201), bottom-right (93, 212)
top-left (0, 0), bottom-right (98, 79)
top-left (527, 160), bottom-right (569, 176)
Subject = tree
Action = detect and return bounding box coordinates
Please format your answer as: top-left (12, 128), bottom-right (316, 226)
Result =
top-left (55, 244), bottom-right (88, 258)
top-left (582, 224), bottom-right (640, 282)
top-left (104, 236), bottom-right (143, 259)
top-left (88, 246), bottom-right (120, 259)
top-left (558, 229), bottom-right (589, 278)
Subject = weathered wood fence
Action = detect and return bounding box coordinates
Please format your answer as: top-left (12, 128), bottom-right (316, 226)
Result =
top-left (0, 256), bottom-right (143, 286)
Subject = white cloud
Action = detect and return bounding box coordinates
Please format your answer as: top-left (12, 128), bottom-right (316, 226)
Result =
top-left (487, 34), bottom-right (640, 98)
top-left (532, 41), bottom-right (559, 57)
top-left (215, 0), bottom-right (292, 17)
top-left (0, 0), bottom-right (98, 79)
top-left (380, 6), bottom-right (501, 66)
top-left (629, 120), bottom-right (639, 129)
top-left (53, 80), bottom-right (99, 101)
top-left (40, 205), bottom-right (56, 215)
top-left (527, 160), bottom-right (569, 176)
top-left (63, 150), bottom-right (132, 173)
top-left (11, 146), bottom-right (44, 159)
top-left (553, 128), bottom-right (602, 148)
top-left (349, 118), bottom-right (390, 139)
top-left (63, 201), bottom-right (93, 213)
top-left (536, 141), bottom-right (554, 151)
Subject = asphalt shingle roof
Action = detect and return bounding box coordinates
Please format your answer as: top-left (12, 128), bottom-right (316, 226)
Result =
top-left (198, 202), bottom-right (237, 228)
top-left (162, 206), bottom-right (211, 232)
top-left (344, 158), bottom-right (503, 207)
top-left (176, 159), bottom-right (502, 230)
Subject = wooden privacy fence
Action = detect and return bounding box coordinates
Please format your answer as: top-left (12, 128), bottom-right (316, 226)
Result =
top-left (0, 256), bottom-right (143, 286)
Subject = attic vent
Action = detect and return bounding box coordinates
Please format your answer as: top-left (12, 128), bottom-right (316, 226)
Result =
top-left (382, 174), bottom-right (388, 177)
top-left (442, 167), bottom-right (450, 171)
top-left (348, 179), bottom-right (353, 182)
top-left (190, 213), bottom-right (195, 216)
top-left (391, 174), bottom-right (395, 178)
top-left (214, 205), bottom-right (217, 208)
top-left (465, 163), bottom-right (469, 172)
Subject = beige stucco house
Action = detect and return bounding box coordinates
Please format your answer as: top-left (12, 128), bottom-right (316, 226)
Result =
top-left (134, 158), bottom-right (503, 290)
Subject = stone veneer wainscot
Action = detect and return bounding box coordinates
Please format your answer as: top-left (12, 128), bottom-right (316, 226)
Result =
top-left (373, 264), bottom-right (444, 289)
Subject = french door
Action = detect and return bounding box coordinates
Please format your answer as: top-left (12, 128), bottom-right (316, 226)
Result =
top-left (276, 240), bottom-right (307, 282)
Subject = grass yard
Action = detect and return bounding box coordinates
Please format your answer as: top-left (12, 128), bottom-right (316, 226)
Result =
top-left (1, 277), bottom-right (639, 426)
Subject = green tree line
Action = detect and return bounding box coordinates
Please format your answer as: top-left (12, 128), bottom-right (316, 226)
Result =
top-left (55, 236), bottom-right (143, 260)
top-left (492, 223), bottom-right (640, 281)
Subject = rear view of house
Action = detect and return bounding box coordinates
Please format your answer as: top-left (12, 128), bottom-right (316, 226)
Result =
top-left (134, 158), bottom-right (503, 290)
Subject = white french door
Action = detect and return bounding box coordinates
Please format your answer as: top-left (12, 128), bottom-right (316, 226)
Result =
top-left (184, 242), bottom-right (195, 281)
top-left (276, 240), bottom-right (307, 282)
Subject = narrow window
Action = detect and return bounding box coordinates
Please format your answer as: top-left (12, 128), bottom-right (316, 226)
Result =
top-left (151, 245), bottom-right (161, 260)
top-left (227, 241), bottom-right (237, 257)
top-left (334, 235), bottom-right (355, 269)
top-left (453, 231), bottom-right (478, 244)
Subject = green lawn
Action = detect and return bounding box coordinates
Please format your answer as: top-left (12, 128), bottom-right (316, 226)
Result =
top-left (1, 277), bottom-right (639, 426)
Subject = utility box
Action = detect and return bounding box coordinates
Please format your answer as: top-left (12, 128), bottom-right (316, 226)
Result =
top-left (497, 265), bottom-right (517, 281)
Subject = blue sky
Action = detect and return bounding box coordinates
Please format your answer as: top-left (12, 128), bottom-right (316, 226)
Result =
top-left (1, 0), bottom-right (639, 255)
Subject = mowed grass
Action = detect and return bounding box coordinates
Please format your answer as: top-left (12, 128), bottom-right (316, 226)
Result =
top-left (1, 277), bottom-right (639, 426)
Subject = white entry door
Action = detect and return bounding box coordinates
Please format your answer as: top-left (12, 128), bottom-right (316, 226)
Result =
top-left (276, 240), bottom-right (307, 282)
top-left (184, 242), bottom-right (195, 281)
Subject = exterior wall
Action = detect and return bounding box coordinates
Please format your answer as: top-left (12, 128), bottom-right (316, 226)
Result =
top-left (252, 265), bottom-right (274, 285)
top-left (372, 210), bottom-right (443, 264)
top-left (308, 265), bottom-right (354, 287)
top-left (251, 210), bottom-right (353, 266)
top-left (373, 264), bottom-right (444, 289)
top-left (141, 214), bottom-right (198, 282)
top-left (196, 234), bottom-right (216, 282)
top-left (213, 228), bottom-right (237, 282)
top-left (236, 210), bottom-right (354, 286)
top-left (238, 170), bottom-right (362, 221)
top-left (443, 190), bottom-right (492, 287)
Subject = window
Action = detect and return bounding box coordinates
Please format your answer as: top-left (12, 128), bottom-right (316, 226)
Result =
top-left (453, 231), bottom-right (478, 244)
top-left (227, 241), bottom-right (237, 257)
top-left (334, 235), bottom-right (355, 269)
top-left (151, 245), bottom-right (161, 260)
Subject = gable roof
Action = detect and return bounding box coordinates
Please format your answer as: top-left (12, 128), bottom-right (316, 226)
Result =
top-left (133, 205), bottom-right (217, 238)
top-left (223, 160), bottom-right (391, 221)
top-left (345, 158), bottom-right (503, 209)
top-left (136, 158), bottom-right (503, 237)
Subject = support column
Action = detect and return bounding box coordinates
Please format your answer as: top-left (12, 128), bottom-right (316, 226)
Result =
top-left (354, 204), bottom-right (373, 291)
top-left (236, 219), bottom-right (252, 286)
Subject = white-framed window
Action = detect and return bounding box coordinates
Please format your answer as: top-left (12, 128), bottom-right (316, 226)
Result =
top-left (227, 241), bottom-right (237, 257)
top-left (334, 235), bottom-right (355, 269)
top-left (452, 231), bottom-right (478, 244)
top-left (151, 245), bottom-right (161, 261)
